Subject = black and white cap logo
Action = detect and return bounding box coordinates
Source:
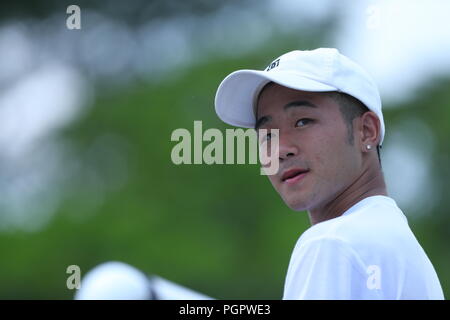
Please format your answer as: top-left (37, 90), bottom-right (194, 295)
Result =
top-left (265, 58), bottom-right (280, 71)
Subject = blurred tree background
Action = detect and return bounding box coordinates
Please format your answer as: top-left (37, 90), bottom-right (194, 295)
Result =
top-left (0, 0), bottom-right (449, 299)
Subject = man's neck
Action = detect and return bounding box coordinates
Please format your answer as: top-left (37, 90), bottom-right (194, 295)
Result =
top-left (307, 166), bottom-right (388, 226)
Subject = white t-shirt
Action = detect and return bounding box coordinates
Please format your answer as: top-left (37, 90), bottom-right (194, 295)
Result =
top-left (283, 195), bottom-right (444, 300)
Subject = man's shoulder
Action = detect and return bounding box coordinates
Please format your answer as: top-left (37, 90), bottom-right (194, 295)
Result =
top-left (298, 200), bottom-right (413, 257)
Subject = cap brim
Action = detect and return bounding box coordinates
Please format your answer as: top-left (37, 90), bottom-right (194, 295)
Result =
top-left (215, 69), bottom-right (337, 128)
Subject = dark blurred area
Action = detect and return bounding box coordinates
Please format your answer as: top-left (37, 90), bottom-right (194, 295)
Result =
top-left (0, 0), bottom-right (449, 299)
top-left (0, 0), bottom-right (232, 21)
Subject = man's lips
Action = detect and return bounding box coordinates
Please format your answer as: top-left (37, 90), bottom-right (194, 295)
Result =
top-left (281, 168), bottom-right (310, 184)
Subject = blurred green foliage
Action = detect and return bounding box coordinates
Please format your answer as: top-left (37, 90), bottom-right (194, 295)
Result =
top-left (0, 42), bottom-right (310, 299)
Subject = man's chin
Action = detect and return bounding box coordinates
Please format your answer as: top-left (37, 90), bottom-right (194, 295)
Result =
top-left (274, 183), bottom-right (313, 211)
top-left (283, 196), bottom-right (310, 212)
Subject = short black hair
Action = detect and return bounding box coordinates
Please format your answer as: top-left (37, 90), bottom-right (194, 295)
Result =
top-left (324, 91), bottom-right (382, 166)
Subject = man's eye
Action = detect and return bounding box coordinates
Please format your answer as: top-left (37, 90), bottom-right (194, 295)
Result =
top-left (295, 118), bottom-right (313, 127)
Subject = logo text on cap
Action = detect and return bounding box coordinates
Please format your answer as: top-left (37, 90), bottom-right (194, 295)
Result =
top-left (265, 59), bottom-right (280, 71)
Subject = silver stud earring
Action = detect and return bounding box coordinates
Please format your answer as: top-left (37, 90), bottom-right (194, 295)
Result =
top-left (366, 145), bottom-right (372, 150)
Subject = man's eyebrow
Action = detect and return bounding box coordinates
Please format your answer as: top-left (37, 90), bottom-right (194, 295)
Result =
top-left (255, 115), bottom-right (271, 130)
top-left (254, 100), bottom-right (317, 130)
top-left (284, 100), bottom-right (317, 110)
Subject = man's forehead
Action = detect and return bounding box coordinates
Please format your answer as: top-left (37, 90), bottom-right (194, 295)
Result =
top-left (255, 83), bottom-right (329, 115)
top-left (259, 83), bottom-right (324, 101)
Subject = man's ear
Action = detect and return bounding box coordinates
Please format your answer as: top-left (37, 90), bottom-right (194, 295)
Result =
top-left (360, 111), bottom-right (380, 150)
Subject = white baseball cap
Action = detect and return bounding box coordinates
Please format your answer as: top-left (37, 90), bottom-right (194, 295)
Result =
top-left (214, 48), bottom-right (385, 146)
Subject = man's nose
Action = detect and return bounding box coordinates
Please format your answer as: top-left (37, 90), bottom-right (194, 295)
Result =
top-left (278, 134), bottom-right (299, 161)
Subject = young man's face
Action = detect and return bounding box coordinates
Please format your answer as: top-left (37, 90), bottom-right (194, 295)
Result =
top-left (256, 83), bottom-right (363, 212)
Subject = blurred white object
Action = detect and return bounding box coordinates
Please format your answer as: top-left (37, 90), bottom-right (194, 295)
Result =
top-left (75, 261), bottom-right (212, 300)
top-left (75, 261), bottom-right (151, 300)
top-left (149, 276), bottom-right (212, 300)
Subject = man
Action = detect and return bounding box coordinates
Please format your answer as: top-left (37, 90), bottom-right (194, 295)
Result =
top-left (214, 48), bottom-right (444, 299)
